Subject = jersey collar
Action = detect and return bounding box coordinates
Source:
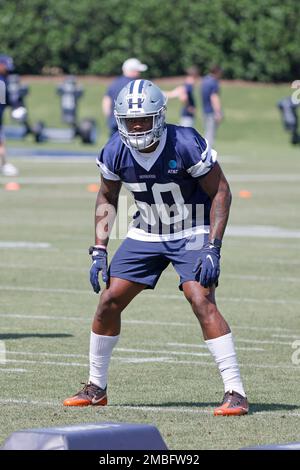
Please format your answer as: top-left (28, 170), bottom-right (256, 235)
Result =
top-left (129, 128), bottom-right (167, 172)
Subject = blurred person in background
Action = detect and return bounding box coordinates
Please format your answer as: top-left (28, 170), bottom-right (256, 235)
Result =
top-left (277, 96), bottom-right (300, 145)
top-left (0, 55), bottom-right (18, 176)
top-left (102, 58), bottom-right (148, 137)
top-left (201, 65), bottom-right (223, 147)
top-left (165, 65), bottom-right (199, 127)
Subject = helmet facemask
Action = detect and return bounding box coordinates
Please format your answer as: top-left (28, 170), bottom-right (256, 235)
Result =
top-left (115, 108), bottom-right (166, 151)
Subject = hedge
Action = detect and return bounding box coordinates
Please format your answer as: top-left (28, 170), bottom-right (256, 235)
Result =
top-left (0, 0), bottom-right (299, 81)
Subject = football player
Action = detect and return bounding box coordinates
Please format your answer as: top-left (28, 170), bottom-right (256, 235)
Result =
top-left (64, 80), bottom-right (248, 416)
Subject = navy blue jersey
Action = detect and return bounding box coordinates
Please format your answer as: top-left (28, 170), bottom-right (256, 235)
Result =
top-left (97, 124), bottom-right (217, 241)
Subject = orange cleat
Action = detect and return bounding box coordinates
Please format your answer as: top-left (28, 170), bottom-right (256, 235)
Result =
top-left (63, 382), bottom-right (107, 407)
top-left (214, 390), bottom-right (249, 416)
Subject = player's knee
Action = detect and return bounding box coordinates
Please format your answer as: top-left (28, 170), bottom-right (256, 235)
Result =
top-left (188, 293), bottom-right (217, 321)
top-left (96, 288), bottom-right (122, 319)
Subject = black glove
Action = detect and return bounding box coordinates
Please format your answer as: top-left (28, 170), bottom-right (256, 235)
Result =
top-left (193, 239), bottom-right (222, 288)
top-left (89, 246), bottom-right (108, 293)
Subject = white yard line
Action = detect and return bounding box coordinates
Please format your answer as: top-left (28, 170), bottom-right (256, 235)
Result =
top-left (0, 313), bottom-right (85, 321)
top-left (228, 174), bottom-right (300, 182)
top-left (114, 405), bottom-right (300, 419)
top-left (232, 338), bottom-right (295, 346)
top-left (225, 274), bottom-right (300, 283)
top-left (5, 358), bottom-right (88, 367)
top-left (114, 358), bottom-right (300, 370)
top-left (153, 293), bottom-right (300, 306)
top-left (117, 357), bottom-right (171, 364)
top-left (0, 398), bottom-right (299, 419)
top-left (272, 334), bottom-right (300, 339)
top-left (0, 368), bottom-right (27, 372)
top-left (163, 271), bottom-right (300, 283)
top-left (5, 265), bottom-right (300, 282)
top-left (224, 241), bottom-right (300, 249)
top-left (5, 348), bottom-right (210, 359)
top-left (0, 242), bottom-right (51, 249)
top-left (226, 225), bottom-right (300, 239)
top-left (1, 285), bottom-right (299, 306)
top-left (2, 173), bottom-right (300, 184)
top-left (166, 342), bottom-right (264, 351)
top-left (123, 319), bottom-right (196, 327)
top-left (6, 351), bottom-right (87, 358)
top-left (1, 313), bottom-right (299, 336)
top-left (3, 356), bottom-right (299, 371)
top-left (0, 263), bottom-right (86, 272)
top-left (0, 285), bottom-right (89, 294)
top-left (15, 157), bottom-right (96, 163)
top-left (0, 398), bottom-right (57, 406)
top-left (231, 325), bottom-right (300, 334)
top-left (116, 347), bottom-right (210, 357)
top-left (219, 296), bottom-right (300, 306)
top-left (0, 342), bottom-right (265, 363)
top-left (0, 176), bottom-right (97, 184)
top-left (265, 259), bottom-right (300, 265)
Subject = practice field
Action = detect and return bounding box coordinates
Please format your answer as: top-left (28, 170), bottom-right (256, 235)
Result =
top-left (0, 80), bottom-right (300, 449)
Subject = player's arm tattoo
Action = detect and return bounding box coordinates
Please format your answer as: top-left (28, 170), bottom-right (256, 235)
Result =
top-left (95, 176), bottom-right (122, 246)
top-left (198, 162), bottom-right (232, 241)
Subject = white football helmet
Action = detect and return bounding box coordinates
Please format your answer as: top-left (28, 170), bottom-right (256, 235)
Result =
top-left (114, 79), bottom-right (167, 150)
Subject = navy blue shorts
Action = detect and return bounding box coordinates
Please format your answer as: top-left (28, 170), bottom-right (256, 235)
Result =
top-left (109, 234), bottom-right (208, 290)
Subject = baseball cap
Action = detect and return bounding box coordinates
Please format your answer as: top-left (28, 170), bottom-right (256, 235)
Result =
top-left (0, 55), bottom-right (14, 72)
top-left (122, 58), bottom-right (148, 73)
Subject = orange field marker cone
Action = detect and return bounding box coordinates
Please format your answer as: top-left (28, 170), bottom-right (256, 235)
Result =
top-left (4, 182), bottom-right (20, 191)
top-left (87, 184), bottom-right (100, 193)
top-left (239, 189), bottom-right (252, 199)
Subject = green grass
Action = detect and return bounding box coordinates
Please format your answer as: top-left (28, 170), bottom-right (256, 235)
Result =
top-left (0, 78), bottom-right (300, 450)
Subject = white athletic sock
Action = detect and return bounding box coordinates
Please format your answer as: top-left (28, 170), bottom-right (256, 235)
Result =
top-left (89, 331), bottom-right (119, 389)
top-left (205, 332), bottom-right (246, 397)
